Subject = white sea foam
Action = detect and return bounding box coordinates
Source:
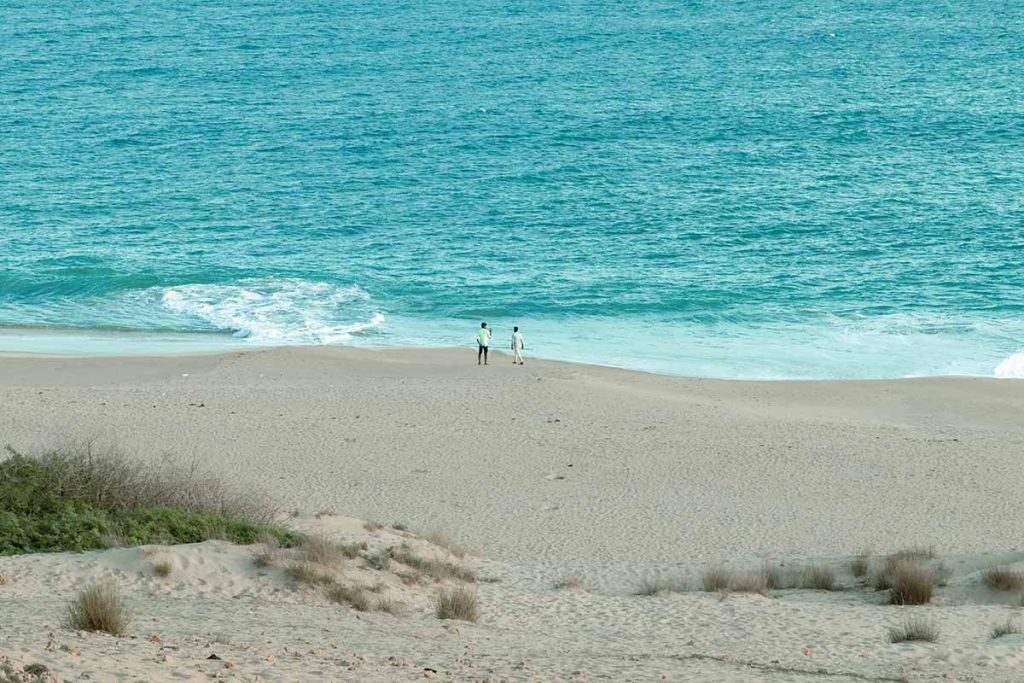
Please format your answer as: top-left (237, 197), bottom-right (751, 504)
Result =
top-left (994, 351), bottom-right (1024, 378)
top-left (159, 279), bottom-right (385, 344)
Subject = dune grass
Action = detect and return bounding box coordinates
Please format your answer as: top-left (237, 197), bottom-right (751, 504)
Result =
top-left (152, 559), bottom-right (174, 578)
top-left (65, 581), bottom-right (131, 636)
top-left (325, 582), bottom-right (372, 612)
top-left (0, 444), bottom-right (297, 555)
top-left (888, 561), bottom-right (936, 605)
top-left (553, 574), bottom-right (584, 590)
top-left (887, 616), bottom-right (939, 643)
top-left (435, 586), bottom-right (479, 621)
top-left (990, 618), bottom-right (1022, 639)
top-left (982, 566), bottom-right (1024, 592)
top-left (850, 552), bottom-right (871, 579)
top-left (389, 545), bottom-right (476, 583)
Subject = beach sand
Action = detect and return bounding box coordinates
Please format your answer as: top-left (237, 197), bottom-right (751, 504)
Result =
top-left (2, 346), bottom-right (1024, 681)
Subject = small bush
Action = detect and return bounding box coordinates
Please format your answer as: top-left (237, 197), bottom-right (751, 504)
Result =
top-left (850, 552), bottom-right (871, 578)
top-left (800, 565), bottom-right (836, 591)
top-left (890, 547), bottom-right (936, 562)
top-left (376, 596), bottom-right (404, 615)
top-left (887, 616), bottom-right (939, 643)
top-left (889, 561), bottom-right (935, 605)
top-left (635, 577), bottom-right (672, 596)
top-left (729, 569), bottom-right (768, 594)
top-left (326, 583), bottom-right (371, 611)
top-left (435, 586), bottom-right (478, 622)
top-left (390, 522), bottom-right (409, 531)
top-left (298, 535), bottom-right (347, 566)
top-left (983, 566), bottom-right (1024, 592)
top-left (990, 619), bottom-right (1022, 639)
top-left (65, 581), bottom-right (131, 635)
top-left (363, 520), bottom-right (383, 532)
top-left (702, 566), bottom-right (730, 592)
top-left (152, 559), bottom-right (173, 578)
top-left (0, 575), bottom-right (12, 586)
top-left (286, 562), bottom-right (334, 586)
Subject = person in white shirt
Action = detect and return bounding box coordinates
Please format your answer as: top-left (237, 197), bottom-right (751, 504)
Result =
top-left (511, 326), bottom-right (525, 365)
top-left (476, 322), bottom-right (492, 365)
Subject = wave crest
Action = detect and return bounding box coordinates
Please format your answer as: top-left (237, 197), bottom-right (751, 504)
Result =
top-left (995, 351), bottom-right (1024, 379)
top-left (159, 279), bottom-right (385, 344)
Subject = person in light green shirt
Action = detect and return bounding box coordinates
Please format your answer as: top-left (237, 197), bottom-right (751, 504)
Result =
top-left (476, 322), bottom-right (492, 365)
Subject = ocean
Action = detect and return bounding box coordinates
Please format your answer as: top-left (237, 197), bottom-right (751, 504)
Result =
top-left (2, 0), bottom-right (1023, 379)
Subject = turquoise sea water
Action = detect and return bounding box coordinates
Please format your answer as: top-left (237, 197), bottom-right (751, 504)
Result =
top-left (2, 1), bottom-right (1023, 378)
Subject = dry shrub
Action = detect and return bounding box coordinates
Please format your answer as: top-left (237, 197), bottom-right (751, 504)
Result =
top-left (887, 616), bottom-right (939, 643)
top-left (850, 552), bottom-right (871, 578)
top-left (990, 619), bottom-right (1022, 639)
top-left (298, 535), bottom-right (348, 566)
top-left (729, 569), bottom-right (768, 594)
top-left (635, 577), bottom-right (683, 596)
top-left (889, 561), bottom-right (935, 605)
top-left (363, 520), bottom-right (384, 532)
top-left (982, 566), bottom-right (1024, 592)
top-left (800, 565), bottom-right (836, 591)
top-left (702, 566), bottom-right (730, 592)
top-left (390, 546), bottom-right (476, 583)
top-left (286, 562), bottom-right (334, 586)
top-left (65, 581), bottom-right (131, 636)
top-left (0, 575), bottom-right (12, 586)
top-left (326, 583), bottom-right (371, 612)
top-left (375, 596), bottom-right (404, 615)
top-left (435, 586), bottom-right (478, 622)
top-left (889, 547), bottom-right (936, 562)
top-left (152, 559), bottom-right (173, 578)
top-left (365, 549), bottom-right (390, 571)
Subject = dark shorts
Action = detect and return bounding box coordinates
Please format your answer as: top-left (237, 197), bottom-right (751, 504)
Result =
top-left (478, 344), bottom-right (488, 351)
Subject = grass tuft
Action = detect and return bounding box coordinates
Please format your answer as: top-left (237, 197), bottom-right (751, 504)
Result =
top-left (390, 546), bottom-right (476, 583)
top-left (65, 581), bottom-right (131, 636)
top-left (982, 566), bottom-right (1024, 592)
top-left (152, 559), bottom-right (173, 578)
top-left (424, 531), bottom-right (466, 558)
top-left (850, 552), bottom-right (871, 578)
top-left (729, 569), bottom-right (768, 594)
top-left (253, 545), bottom-right (276, 568)
top-left (363, 520), bottom-right (384, 532)
top-left (990, 618), bottom-right (1022, 639)
top-left (375, 595), bottom-right (404, 615)
top-left (701, 566), bottom-right (730, 592)
top-left (325, 582), bottom-right (372, 611)
top-left (887, 616), bottom-right (939, 643)
top-left (435, 586), bottom-right (479, 622)
top-left (365, 549), bottom-right (390, 571)
top-left (888, 561), bottom-right (935, 605)
top-left (800, 565), bottom-right (836, 591)
top-left (286, 562), bottom-right (334, 586)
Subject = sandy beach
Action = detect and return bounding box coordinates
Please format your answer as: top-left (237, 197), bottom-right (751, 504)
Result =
top-left (3, 347), bottom-right (1024, 681)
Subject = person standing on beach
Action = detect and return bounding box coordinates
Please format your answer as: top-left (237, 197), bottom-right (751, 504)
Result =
top-left (477, 322), bottom-right (492, 365)
top-left (511, 326), bottom-right (525, 365)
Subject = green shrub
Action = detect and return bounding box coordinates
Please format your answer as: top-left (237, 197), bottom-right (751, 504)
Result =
top-left (0, 445), bottom-right (297, 555)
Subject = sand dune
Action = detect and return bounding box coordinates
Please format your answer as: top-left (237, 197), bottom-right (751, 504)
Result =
top-left (2, 347), bottom-right (1024, 680)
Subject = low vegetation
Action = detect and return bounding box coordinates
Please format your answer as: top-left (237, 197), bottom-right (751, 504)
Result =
top-left (152, 559), bottom-right (173, 578)
top-left (389, 545), bottom-right (476, 583)
top-left (65, 581), bottom-right (131, 636)
top-left (701, 566), bottom-right (730, 592)
top-left (850, 552), bottom-right (871, 578)
top-left (0, 444), bottom-right (297, 555)
top-left (635, 576), bottom-right (683, 596)
top-left (888, 561), bottom-right (936, 605)
top-left (424, 531), bottom-right (467, 558)
top-left (435, 586), bottom-right (479, 622)
top-left (887, 616), bottom-right (939, 643)
top-left (982, 566), bottom-right (1024, 592)
top-left (325, 582), bottom-right (372, 611)
top-left (990, 619), bottom-right (1022, 639)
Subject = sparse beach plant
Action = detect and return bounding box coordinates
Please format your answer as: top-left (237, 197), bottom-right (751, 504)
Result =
top-left (889, 561), bottom-right (935, 605)
top-left (729, 569), bottom-right (769, 594)
top-left (286, 562), bottom-right (334, 586)
top-left (65, 581), bottom-right (131, 636)
top-left (850, 552), bottom-right (871, 578)
top-left (982, 566), bottom-right (1024, 592)
top-left (326, 583), bottom-right (372, 611)
top-left (425, 531), bottom-right (466, 558)
top-left (800, 565), bottom-right (836, 591)
top-left (887, 616), bottom-right (939, 643)
top-left (390, 521), bottom-right (409, 531)
top-left (363, 520), bottom-right (384, 532)
top-left (253, 544), bottom-right (276, 568)
top-left (366, 549), bottom-right (390, 571)
top-left (702, 566), bottom-right (730, 592)
top-left (152, 559), bottom-right (173, 578)
top-left (389, 546), bottom-right (476, 583)
top-left (990, 618), bottom-right (1022, 639)
top-left (435, 586), bottom-right (479, 622)
top-left (298, 535), bottom-right (347, 566)
top-left (376, 596), bottom-right (404, 615)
